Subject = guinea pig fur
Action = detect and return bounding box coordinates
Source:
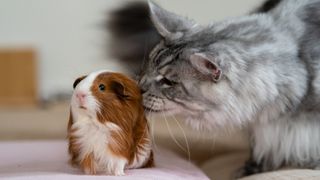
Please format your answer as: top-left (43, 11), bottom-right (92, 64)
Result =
top-left (68, 70), bottom-right (154, 175)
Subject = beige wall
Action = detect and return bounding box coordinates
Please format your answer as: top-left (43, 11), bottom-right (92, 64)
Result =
top-left (0, 0), bottom-right (264, 100)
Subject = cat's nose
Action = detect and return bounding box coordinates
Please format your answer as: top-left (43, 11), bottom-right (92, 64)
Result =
top-left (140, 88), bottom-right (147, 94)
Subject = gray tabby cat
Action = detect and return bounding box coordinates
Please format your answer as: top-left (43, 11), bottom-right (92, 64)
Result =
top-left (108, 0), bottom-right (320, 177)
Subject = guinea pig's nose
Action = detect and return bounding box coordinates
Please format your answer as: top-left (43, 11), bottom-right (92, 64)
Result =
top-left (76, 92), bottom-right (87, 102)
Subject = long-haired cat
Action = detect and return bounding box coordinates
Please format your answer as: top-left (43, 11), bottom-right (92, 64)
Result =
top-left (107, 0), bottom-right (320, 177)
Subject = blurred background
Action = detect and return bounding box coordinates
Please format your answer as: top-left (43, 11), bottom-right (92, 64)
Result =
top-left (0, 0), bottom-right (264, 103)
top-left (0, 0), bottom-right (263, 179)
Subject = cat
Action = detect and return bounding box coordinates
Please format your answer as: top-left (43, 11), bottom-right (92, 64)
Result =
top-left (107, 0), bottom-right (320, 177)
top-left (106, 0), bottom-right (282, 75)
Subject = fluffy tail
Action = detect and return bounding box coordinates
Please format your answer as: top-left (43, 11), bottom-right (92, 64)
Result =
top-left (106, 1), bottom-right (161, 76)
top-left (254, 0), bottom-right (282, 13)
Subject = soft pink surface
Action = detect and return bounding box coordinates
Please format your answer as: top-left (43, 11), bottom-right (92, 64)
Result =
top-left (0, 141), bottom-right (208, 180)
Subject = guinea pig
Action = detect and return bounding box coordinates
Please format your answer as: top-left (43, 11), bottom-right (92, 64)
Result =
top-left (67, 70), bottom-right (153, 175)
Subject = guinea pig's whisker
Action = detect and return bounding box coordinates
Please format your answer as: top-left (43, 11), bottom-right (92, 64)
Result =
top-left (171, 114), bottom-right (191, 162)
top-left (161, 110), bottom-right (188, 155)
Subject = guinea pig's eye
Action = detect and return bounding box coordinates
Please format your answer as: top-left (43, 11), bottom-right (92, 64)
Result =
top-left (98, 84), bottom-right (105, 91)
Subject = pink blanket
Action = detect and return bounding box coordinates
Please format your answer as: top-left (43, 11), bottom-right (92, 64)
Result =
top-left (0, 141), bottom-right (209, 180)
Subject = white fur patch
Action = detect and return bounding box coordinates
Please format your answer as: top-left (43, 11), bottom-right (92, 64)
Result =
top-left (71, 114), bottom-right (128, 175)
top-left (155, 75), bottom-right (164, 81)
top-left (253, 112), bottom-right (320, 169)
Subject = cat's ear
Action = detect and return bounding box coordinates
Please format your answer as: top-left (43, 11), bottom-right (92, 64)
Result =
top-left (148, 1), bottom-right (196, 40)
top-left (190, 53), bottom-right (222, 82)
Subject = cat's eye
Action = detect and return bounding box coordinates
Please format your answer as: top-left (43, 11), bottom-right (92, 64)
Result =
top-left (159, 77), bottom-right (177, 87)
top-left (99, 84), bottom-right (105, 91)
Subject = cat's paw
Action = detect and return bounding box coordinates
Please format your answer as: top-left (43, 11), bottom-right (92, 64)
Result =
top-left (305, 160), bottom-right (320, 170)
top-left (233, 160), bottom-right (263, 179)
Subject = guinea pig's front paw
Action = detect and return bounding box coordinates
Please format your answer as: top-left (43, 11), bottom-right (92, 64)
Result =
top-left (105, 160), bottom-right (126, 176)
top-left (113, 169), bottom-right (125, 176)
top-left (105, 168), bottom-right (125, 176)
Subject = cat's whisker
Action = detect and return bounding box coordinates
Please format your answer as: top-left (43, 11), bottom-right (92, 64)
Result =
top-left (171, 114), bottom-right (191, 162)
top-left (210, 133), bottom-right (217, 152)
top-left (145, 101), bottom-right (158, 151)
top-left (136, 108), bottom-right (148, 147)
top-left (161, 110), bottom-right (188, 154)
top-left (150, 114), bottom-right (159, 151)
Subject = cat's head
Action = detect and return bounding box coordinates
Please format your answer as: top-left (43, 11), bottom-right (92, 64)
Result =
top-left (140, 1), bottom-right (299, 129)
top-left (140, 2), bottom-right (217, 115)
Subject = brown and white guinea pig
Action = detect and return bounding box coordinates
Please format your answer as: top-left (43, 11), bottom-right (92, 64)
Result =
top-left (67, 70), bottom-right (153, 175)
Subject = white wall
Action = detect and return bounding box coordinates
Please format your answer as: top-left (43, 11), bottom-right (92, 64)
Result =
top-left (0, 0), bottom-right (264, 100)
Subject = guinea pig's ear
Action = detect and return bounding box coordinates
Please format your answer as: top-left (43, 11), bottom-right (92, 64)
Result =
top-left (73, 76), bottom-right (87, 89)
top-left (110, 81), bottom-right (129, 99)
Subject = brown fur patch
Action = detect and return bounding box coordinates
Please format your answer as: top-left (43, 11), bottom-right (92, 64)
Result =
top-left (143, 151), bottom-right (154, 168)
top-left (91, 72), bottom-right (153, 165)
top-left (81, 153), bottom-right (96, 175)
top-left (67, 111), bottom-right (80, 166)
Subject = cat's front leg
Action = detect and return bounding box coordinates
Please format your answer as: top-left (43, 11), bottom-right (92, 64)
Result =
top-left (233, 158), bottom-right (264, 179)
